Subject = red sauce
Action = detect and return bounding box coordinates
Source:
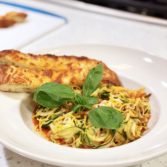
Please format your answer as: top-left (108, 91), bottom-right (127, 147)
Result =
top-left (32, 117), bottom-right (39, 126)
top-left (32, 115), bottom-right (51, 140)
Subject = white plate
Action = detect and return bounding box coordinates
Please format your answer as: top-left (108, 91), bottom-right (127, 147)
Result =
top-left (0, 44), bottom-right (167, 167)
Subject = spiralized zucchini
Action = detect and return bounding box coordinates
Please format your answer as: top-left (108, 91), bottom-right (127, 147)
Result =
top-left (33, 85), bottom-right (151, 148)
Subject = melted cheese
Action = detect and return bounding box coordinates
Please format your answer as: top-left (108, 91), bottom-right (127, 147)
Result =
top-left (0, 50), bottom-right (121, 92)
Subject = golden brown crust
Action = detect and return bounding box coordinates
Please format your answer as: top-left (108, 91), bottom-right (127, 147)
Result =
top-left (0, 64), bottom-right (51, 92)
top-left (0, 12), bottom-right (27, 28)
top-left (0, 50), bottom-right (121, 92)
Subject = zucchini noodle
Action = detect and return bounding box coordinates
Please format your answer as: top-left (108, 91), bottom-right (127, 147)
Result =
top-left (33, 85), bottom-right (151, 148)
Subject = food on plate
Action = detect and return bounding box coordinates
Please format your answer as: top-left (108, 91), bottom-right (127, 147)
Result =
top-left (0, 50), bottom-right (121, 92)
top-left (0, 11), bottom-right (27, 28)
top-left (33, 64), bottom-right (151, 148)
top-left (0, 49), bottom-right (151, 148)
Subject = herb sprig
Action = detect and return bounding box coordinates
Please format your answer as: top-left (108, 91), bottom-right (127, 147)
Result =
top-left (33, 64), bottom-right (123, 130)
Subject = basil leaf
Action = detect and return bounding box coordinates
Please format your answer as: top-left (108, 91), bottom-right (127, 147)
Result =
top-left (88, 106), bottom-right (123, 129)
top-left (74, 94), bottom-right (98, 105)
top-left (73, 94), bottom-right (98, 112)
top-left (72, 104), bottom-right (83, 113)
top-left (86, 96), bottom-right (98, 105)
top-left (72, 104), bottom-right (92, 113)
top-left (33, 82), bottom-right (75, 108)
top-left (83, 64), bottom-right (103, 96)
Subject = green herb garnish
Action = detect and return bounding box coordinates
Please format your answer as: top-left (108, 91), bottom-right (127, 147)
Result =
top-left (72, 94), bottom-right (98, 112)
top-left (83, 64), bottom-right (103, 96)
top-left (33, 64), bottom-right (123, 130)
top-left (33, 82), bottom-right (75, 108)
top-left (89, 106), bottom-right (123, 129)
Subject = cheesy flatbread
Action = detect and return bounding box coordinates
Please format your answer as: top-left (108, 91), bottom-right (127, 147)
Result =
top-left (0, 50), bottom-right (121, 92)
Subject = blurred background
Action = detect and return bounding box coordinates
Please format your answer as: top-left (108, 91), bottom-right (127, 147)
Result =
top-left (77, 0), bottom-right (167, 19)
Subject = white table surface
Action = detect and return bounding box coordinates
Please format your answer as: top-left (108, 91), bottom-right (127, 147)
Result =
top-left (0, 0), bottom-right (167, 167)
top-left (22, 0), bottom-right (167, 59)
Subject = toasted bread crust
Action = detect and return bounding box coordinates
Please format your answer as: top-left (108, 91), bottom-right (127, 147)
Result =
top-left (0, 12), bottom-right (27, 28)
top-left (0, 50), bottom-right (121, 92)
top-left (0, 64), bottom-right (50, 92)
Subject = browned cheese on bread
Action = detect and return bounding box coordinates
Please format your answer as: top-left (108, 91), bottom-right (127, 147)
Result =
top-left (0, 50), bottom-right (121, 92)
top-left (0, 12), bottom-right (27, 28)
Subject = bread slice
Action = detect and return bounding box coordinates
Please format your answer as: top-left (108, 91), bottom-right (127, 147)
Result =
top-left (0, 12), bottom-right (27, 28)
top-left (0, 50), bottom-right (121, 92)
